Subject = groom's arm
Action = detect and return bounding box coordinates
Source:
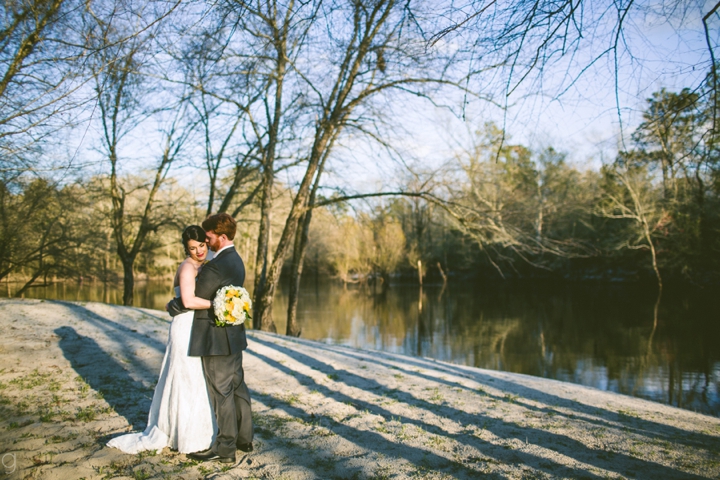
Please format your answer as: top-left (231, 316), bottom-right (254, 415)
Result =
top-left (193, 262), bottom-right (223, 300)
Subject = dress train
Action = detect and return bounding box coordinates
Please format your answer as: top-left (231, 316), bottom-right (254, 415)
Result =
top-left (107, 292), bottom-right (215, 454)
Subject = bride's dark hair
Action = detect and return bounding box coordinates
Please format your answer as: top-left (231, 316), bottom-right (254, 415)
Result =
top-left (182, 225), bottom-right (207, 256)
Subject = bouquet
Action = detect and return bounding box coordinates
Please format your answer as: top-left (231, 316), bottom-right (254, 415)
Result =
top-left (213, 285), bottom-right (252, 327)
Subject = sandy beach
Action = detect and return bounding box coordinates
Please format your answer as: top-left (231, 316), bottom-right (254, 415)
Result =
top-left (0, 297), bottom-right (719, 479)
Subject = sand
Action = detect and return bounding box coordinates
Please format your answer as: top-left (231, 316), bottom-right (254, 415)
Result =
top-left (0, 297), bottom-right (719, 479)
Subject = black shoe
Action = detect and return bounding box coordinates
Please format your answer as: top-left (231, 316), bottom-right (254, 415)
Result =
top-left (236, 442), bottom-right (253, 453)
top-left (188, 448), bottom-right (236, 463)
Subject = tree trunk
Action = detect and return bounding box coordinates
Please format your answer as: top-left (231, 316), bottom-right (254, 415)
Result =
top-left (647, 286), bottom-right (662, 356)
top-left (253, 33), bottom-right (287, 332)
top-left (122, 258), bottom-right (135, 306)
top-left (254, 185), bottom-right (275, 331)
top-left (253, 176), bottom-right (272, 325)
top-left (14, 267), bottom-right (46, 297)
top-left (254, 132), bottom-right (333, 331)
top-left (536, 182), bottom-right (544, 242)
top-left (252, 0), bottom-right (393, 331)
top-left (253, 189), bottom-right (275, 332)
top-left (437, 261), bottom-right (447, 285)
top-left (648, 234), bottom-right (662, 294)
top-left (695, 166), bottom-right (708, 258)
top-left (286, 210), bottom-right (310, 337)
top-left (286, 144), bottom-right (332, 337)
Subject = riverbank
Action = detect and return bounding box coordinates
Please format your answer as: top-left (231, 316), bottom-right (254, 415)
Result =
top-left (0, 298), bottom-right (718, 479)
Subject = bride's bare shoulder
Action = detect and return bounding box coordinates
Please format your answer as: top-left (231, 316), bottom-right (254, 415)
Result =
top-left (173, 258), bottom-right (192, 283)
top-left (178, 259), bottom-right (200, 276)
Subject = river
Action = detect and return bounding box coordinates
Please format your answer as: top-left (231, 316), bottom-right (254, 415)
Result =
top-left (4, 276), bottom-right (719, 416)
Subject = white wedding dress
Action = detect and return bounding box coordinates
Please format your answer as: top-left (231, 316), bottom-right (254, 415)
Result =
top-left (107, 287), bottom-right (216, 454)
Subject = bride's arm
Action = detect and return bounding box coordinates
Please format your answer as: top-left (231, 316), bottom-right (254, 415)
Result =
top-left (178, 262), bottom-right (212, 310)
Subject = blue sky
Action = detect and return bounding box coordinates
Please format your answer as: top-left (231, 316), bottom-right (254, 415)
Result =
top-left (65, 0), bottom-right (719, 204)
top-left (315, 1), bottom-right (719, 198)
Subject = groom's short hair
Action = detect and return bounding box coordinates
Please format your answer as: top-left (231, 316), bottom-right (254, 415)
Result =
top-left (202, 213), bottom-right (237, 240)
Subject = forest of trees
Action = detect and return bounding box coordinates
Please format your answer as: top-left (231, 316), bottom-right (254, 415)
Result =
top-left (1, 0), bottom-right (719, 335)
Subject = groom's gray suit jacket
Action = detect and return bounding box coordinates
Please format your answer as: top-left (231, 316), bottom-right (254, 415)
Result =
top-left (169, 247), bottom-right (248, 356)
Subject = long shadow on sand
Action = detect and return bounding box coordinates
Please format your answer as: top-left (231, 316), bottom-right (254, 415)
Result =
top-left (250, 335), bottom-right (707, 480)
top-left (250, 349), bottom-right (512, 479)
top-left (49, 301), bottom-right (171, 430)
top-left (52, 301), bottom-right (167, 351)
top-left (286, 334), bottom-right (720, 452)
top-left (55, 326), bottom-right (153, 429)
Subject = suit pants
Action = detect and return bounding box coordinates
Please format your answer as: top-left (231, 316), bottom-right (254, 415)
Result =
top-left (202, 351), bottom-right (253, 456)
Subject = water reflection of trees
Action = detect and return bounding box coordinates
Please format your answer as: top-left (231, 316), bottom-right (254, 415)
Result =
top-left (7, 277), bottom-right (719, 414)
top-left (5, 280), bottom-right (174, 311)
top-left (281, 280), bottom-right (720, 414)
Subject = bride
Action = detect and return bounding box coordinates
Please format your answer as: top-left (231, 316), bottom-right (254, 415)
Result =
top-left (108, 225), bottom-right (216, 454)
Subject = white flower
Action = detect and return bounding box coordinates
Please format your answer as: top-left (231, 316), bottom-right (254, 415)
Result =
top-left (213, 285), bottom-right (252, 327)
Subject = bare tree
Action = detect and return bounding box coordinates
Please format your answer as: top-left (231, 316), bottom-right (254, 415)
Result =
top-left (0, 0), bottom-right (87, 172)
top-left (222, 0), bottom-right (317, 320)
top-left (247, 0), bottom-right (468, 332)
top-left (89, 10), bottom-right (193, 305)
top-left (428, 124), bottom-right (595, 276)
top-left (429, 1), bottom-right (720, 174)
top-left (597, 155), bottom-right (665, 341)
top-left (0, 177), bottom-right (79, 288)
top-left (169, 0), bottom-right (472, 333)
top-left (597, 157), bottom-right (665, 292)
top-left (172, 0), bottom-right (317, 313)
top-left (0, 0), bottom-right (182, 174)
top-left (148, 0), bottom-right (716, 335)
top-left (169, 26), bottom-right (266, 218)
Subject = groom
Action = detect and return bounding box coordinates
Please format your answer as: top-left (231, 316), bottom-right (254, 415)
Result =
top-left (167, 213), bottom-right (253, 463)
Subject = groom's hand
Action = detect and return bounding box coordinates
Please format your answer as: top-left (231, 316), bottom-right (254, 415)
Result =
top-left (166, 297), bottom-right (189, 317)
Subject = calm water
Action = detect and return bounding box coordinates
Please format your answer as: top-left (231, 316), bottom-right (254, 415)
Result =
top-left (5, 277), bottom-right (720, 415)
